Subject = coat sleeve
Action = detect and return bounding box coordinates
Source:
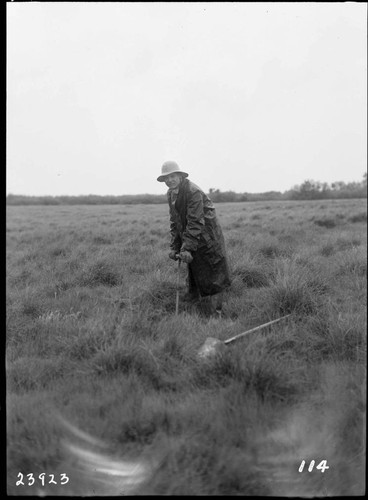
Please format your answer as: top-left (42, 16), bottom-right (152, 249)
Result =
top-left (180, 190), bottom-right (205, 253)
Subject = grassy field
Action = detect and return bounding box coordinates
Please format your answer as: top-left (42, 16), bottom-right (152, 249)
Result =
top-left (6, 198), bottom-right (366, 496)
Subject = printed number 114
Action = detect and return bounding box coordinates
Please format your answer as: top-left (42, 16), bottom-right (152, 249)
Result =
top-left (299, 460), bottom-right (329, 473)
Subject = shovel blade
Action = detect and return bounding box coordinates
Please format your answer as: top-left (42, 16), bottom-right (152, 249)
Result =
top-left (198, 337), bottom-right (226, 359)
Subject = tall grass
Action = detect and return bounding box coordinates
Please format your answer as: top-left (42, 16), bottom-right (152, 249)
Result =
top-left (6, 199), bottom-right (366, 495)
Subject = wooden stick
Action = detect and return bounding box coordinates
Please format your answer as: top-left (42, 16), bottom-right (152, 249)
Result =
top-left (224, 314), bottom-right (291, 345)
top-left (175, 259), bottom-right (181, 315)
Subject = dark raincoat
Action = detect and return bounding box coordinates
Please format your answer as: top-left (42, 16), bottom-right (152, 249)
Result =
top-left (168, 178), bottom-right (231, 297)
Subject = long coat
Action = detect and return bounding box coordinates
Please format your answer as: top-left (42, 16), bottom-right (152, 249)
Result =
top-left (168, 178), bottom-right (231, 297)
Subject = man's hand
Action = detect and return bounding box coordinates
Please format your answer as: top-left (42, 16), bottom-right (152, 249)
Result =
top-left (169, 250), bottom-right (179, 261)
top-left (179, 250), bottom-right (193, 263)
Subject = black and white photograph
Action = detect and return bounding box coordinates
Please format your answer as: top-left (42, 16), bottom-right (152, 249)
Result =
top-left (6, 1), bottom-right (367, 496)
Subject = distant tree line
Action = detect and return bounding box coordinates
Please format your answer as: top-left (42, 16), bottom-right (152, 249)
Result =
top-left (286, 173), bottom-right (367, 200)
top-left (6, 193), bottom-right (167, 206)
top-left (6, 173), bottom-right (367, 205)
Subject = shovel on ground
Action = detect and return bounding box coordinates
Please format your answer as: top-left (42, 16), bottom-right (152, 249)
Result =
top-left (198, 314), bottom-right (291, 359)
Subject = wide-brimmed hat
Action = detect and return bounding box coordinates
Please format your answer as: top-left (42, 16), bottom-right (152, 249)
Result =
top-left (157, 161), bottom-right (188, 182)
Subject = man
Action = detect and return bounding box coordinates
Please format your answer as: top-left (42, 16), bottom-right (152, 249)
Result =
top-left (157, 160), bottom-right (231, 316)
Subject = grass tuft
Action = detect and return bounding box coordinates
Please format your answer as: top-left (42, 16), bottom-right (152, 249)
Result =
top-left (257, 259), bottom-right (329, 316)
top-left (314, 218), bottom-right (337, 228)
top-left (21, 301), bottom-right (44, 319)
top-left (320, 243), bottom-right (335, 257)
top-left (348, 212), bottom-right (367, 223)
top-left (133, 280), bottom-right (179, 316)
top-left (78, 260), bottom-right (120, 287)
top-left (233, 266), bottom-right (270, 288)
top-left (258, 243), bottom-right (292, 259)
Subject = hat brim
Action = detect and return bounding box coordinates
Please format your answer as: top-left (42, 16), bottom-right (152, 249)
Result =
top-left (157, 171), bottom-right (188, 182)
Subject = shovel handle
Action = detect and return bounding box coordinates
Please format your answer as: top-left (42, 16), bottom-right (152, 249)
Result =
top-left (175, 258), bottom-right (181, 315)
top-left (224, 314), bottom-right (291, 345)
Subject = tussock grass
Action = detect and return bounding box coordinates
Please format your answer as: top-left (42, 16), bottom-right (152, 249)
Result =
top-left (258, 306), bottom-right (367, 366)
top-left (7, 356), bottom-right (72, 393)
top-left (313, 218), bottom-right (337, 228)
top-left (7, 394), bottom-right (65, 478)
top-left (305, 308), bottom-right (366, 362)
top-left (133, 279), bottom-right (179, 316)
top-left (258, 242), bottom-right (293, 259)
top-left (192, 342), bottom-right (310, 404)
top-left (6, 199), bottom-right (366, 496)
top-left (77, 259), bottom-right (122, 287)
top-left (335, 245), bottom-right (367, 277)
top-left (320, 243), bottom-right (335, 256)
top-left (233, 265), bottom-right (270, 288)
top-left (349, 212), bottom-right (367, 223)
top-left (92, 346), bottom-right (177, 392)
top-left (255, 258), bottom-right (329, 316)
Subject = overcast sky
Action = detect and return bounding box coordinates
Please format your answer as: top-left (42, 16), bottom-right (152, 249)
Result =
top-left (6, 2), bottom-right (367, 196)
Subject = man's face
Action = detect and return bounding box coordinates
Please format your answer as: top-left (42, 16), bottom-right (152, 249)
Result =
top-left (164, 173), bottom-right (182, 190)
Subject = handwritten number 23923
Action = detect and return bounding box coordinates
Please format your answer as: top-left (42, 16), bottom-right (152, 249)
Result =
top-left (16, 472), bottom-right (69, 486)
